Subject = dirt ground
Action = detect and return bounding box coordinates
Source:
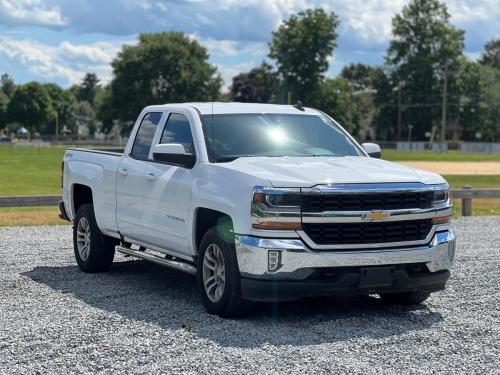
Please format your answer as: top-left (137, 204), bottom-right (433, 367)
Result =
top-left (400, 161), bottom-right (500, 175)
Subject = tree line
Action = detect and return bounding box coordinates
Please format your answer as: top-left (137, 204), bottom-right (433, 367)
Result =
top-left (1, 0), bottom-right (499, 142)
top-left (0, 72), bottom-right (105, 138)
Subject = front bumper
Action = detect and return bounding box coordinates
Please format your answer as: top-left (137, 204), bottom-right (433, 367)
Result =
top-left (235, 228), bottom-right (455, 302)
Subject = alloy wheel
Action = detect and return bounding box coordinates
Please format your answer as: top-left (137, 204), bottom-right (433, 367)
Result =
top-left (202, 243), bottom-right (226, 303)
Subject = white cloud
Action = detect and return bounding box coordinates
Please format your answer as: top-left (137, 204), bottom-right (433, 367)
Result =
top-left (447, 0), bottom-right (500, 23)
top-left (194, 36), bottom-right (240, 57)
top-left (0, 0), bottom-right (67, 27)
top-left (326, 0), bottom-right (406, 44)
top-left (0, 36), bottom-right (125, 85)
top-left (3, 1), bottom-right (499, 48)
top-left (191, 34), bottom-right (268, 58)
top-left (58, 41), bottom-right (120, 64)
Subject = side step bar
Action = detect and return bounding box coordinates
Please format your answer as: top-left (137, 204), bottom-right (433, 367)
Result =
top-left (116, 246), bottom-right (197, 275)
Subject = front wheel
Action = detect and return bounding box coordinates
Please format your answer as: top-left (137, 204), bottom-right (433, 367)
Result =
top-left (197, 227), bottom-right (251, 318)
top-left (379, 291), bottom-right (431, 305)
top-left (73, 204), bottom-right (118, 273)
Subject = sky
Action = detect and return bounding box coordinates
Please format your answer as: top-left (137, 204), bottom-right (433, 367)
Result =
top-left (0, 0), bottom-right (499, 90)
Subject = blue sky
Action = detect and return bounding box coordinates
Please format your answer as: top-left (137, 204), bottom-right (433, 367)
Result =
top-left (0, 0), bottom-right (499, 90)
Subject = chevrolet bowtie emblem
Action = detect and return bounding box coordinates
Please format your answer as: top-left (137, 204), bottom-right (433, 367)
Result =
top-left (362, 210), bottom-right (390, 221)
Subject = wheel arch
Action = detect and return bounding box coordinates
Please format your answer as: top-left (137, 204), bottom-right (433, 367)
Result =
top-left (193, 207), bottom-right (234, 255)
top-left (72, 184), bottom-right (93, 218)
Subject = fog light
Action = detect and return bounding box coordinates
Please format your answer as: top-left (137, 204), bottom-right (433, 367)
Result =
top-left (268, 250), bottom-right (281, 272)
top-left (448, 241), bottom-right (455, 261)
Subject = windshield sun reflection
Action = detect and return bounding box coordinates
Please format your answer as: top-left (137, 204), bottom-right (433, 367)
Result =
top-left (266, 127), bottom-right (287, 144)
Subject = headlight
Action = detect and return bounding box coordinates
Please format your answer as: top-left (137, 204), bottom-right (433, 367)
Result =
top-left (251, 187), bottom-right (301, 230)
top-left (433, 187), bottom-right (449, 203)
top-left (432, 184), bottom-right (452, 224)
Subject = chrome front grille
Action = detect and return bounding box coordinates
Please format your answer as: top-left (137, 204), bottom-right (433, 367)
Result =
top-left (298, 183), bottom-right (448, 249)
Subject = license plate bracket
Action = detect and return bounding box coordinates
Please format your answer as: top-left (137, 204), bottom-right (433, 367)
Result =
top-left (359, 267), bottom-right (395, 288)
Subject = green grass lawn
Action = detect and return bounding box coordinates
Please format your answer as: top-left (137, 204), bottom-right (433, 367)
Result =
top-left (383, 149), bottom-right (500, 162)
top-left (1, 145), bottom-right (499, 193)
top-left (444, 175), bottom-right (500, 188)
top-left (0, 145), bottom-right (65, 196)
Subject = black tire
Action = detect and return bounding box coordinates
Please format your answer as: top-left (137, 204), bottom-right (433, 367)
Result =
top-left (73, 204), bottom-right (118, 273)
top-left (197, 227), bottom-right (252, 318)
top-left (379, 291), bottom-right (431, 305)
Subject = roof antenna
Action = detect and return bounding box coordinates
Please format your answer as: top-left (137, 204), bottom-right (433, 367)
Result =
top-left (293, 100), bottom-right (305, 111)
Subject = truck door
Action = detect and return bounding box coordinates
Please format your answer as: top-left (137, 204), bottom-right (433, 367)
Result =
top-left (141, 111), bottom-right (196, 256)
top-left (116, 112), bottom-right (163, 241)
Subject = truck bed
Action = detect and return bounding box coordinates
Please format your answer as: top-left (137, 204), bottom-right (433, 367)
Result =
top-left (63, 147), bottom-right (125, 234)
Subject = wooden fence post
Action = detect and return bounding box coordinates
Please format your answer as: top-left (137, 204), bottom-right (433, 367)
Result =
top-left (461, 185), bottom-right (472, 217)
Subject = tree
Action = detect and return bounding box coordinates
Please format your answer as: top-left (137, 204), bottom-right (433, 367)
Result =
top-left (96, 87), bottom-right (116, 138)
top-left (0, 91), bottom-right (8, 128)
top-left (458, 62), bottom-right (500, 141)
top-left (43, 83), bottom-right (78, 134)
top-left (372, 69), bottom-right (399, 140)
top-left (1, 73), bottom-right (15, 98)
top-left (382, 0), bottom-right (464, 140)
top-left (69, 73), bottom-right (101, 108)
top-left (7, 82), bottom-right (54, 134)
top-left (479, 67), bottom-right (500, 141)
top-left (340, 64), bottom-right (382, 91)
top-left (110, 32), bottom-right (222, 122)
top-left (79, 73), bottom-right (100, 105)
top-left (269, 9), bottom-right (339, 103)
top-left (230, 62), bottom-right (277, 103)
top-left (480, 39), bottom-right (500, 69)
top-left (312, 77), bottom-right (361, 135)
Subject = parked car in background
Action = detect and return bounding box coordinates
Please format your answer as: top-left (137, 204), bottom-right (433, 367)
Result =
top-left (60, 102), bottom-right (455, 317)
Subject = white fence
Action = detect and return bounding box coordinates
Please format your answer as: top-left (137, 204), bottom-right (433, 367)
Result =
top-left (395, 142), bottom-right (448, 152)
top-left (459, 142), bottom-right (500, 153)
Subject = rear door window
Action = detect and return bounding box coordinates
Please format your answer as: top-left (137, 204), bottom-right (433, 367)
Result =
top-left (130, 112), bottom-right (163, 159)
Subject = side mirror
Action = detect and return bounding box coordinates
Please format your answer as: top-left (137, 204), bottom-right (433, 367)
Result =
top-left (362, 143), bottom-right (381, 158)
top-left (152, 143), bottom-right (196, 168)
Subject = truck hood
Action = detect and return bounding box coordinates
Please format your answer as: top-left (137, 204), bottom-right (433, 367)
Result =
top-left (217, 156), bottom-right (446, 187)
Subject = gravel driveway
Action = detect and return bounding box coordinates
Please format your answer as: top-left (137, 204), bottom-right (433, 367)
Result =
top-left (1, 217), bottom-right (499, 374)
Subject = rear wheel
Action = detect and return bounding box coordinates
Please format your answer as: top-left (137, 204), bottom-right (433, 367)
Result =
top-left (197, 227), bottom-right (252, 318)
top-left (379, 291), bottom-right (431, 305)
top-left (73, 204), bottom-right (118, 273)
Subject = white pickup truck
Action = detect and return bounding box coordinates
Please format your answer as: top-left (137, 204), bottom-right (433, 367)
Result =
top-left (60, 102), bottom-right (455, 317)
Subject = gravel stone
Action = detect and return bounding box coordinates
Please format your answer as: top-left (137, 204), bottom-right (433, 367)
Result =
top-left (0, 217), bottom-right (499, 374)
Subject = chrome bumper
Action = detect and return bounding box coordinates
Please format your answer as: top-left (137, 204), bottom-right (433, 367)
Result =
top-left (235, 228), bottom-right (455, 280)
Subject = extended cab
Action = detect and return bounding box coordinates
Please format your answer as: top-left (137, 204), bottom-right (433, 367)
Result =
top-left (60, 103), bottom-right (455, 317)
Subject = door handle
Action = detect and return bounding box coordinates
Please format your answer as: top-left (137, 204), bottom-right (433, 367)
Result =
top-left (117, 168), bottom-right (128, 176)
top-left (145, 172), bottom-right (156, 181)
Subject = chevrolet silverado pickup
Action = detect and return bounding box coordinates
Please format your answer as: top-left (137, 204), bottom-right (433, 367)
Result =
top-left (60, 102), bottom-right (455, 317)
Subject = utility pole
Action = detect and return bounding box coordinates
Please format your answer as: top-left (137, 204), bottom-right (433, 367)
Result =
top-left (397, 81), bottom-right (402, 141)
top-left (408, 124), bottom-right (414, 143)
top-left (440, 62), bottom-right (448, 145)
top-left (55, 111), bottom-right (59, 145)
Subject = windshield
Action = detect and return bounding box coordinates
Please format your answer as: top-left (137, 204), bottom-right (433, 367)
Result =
top-left (201, 113), bottom-right (363, 162)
